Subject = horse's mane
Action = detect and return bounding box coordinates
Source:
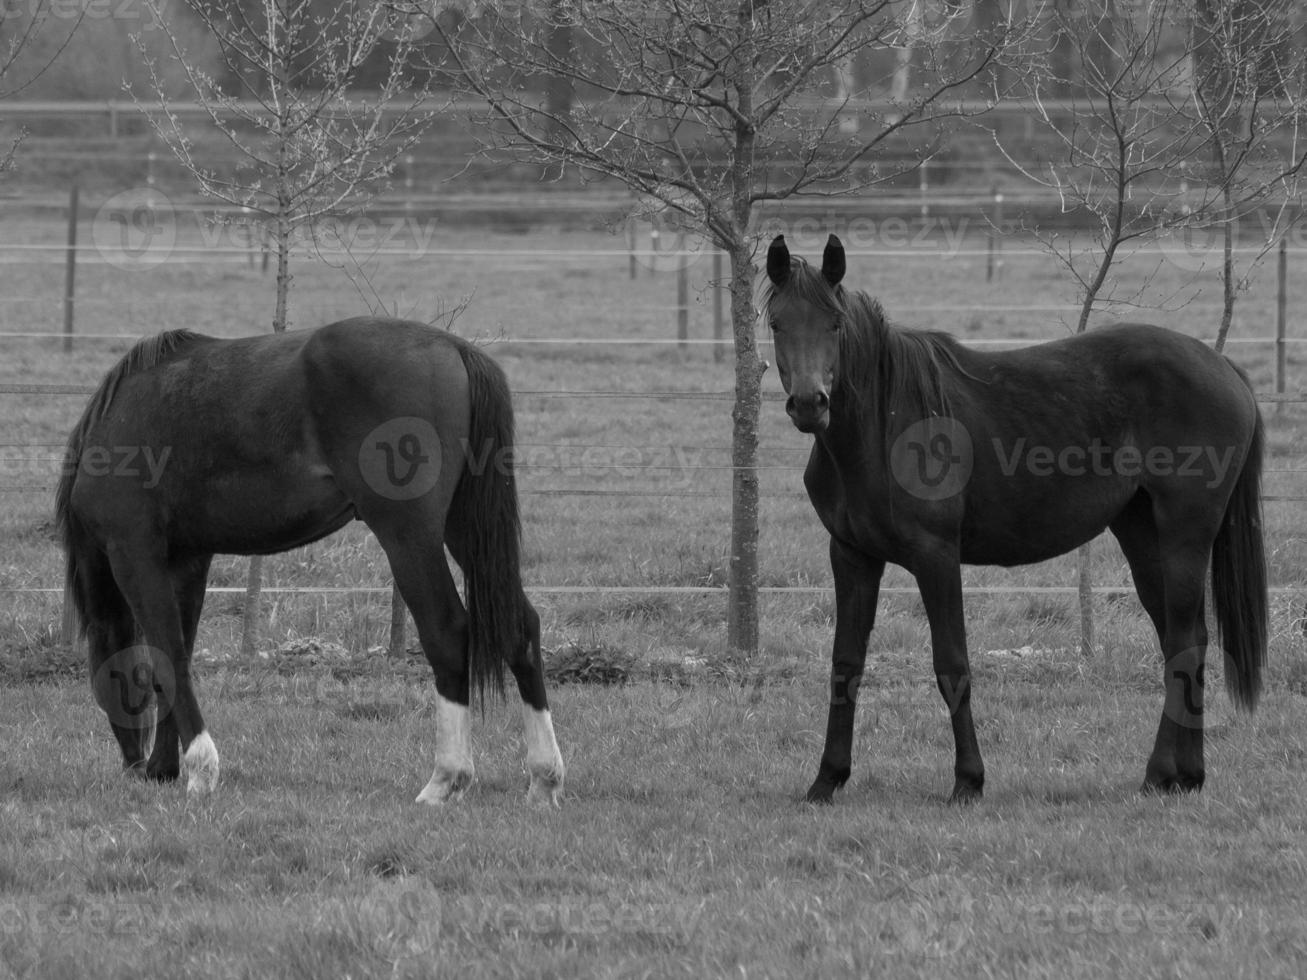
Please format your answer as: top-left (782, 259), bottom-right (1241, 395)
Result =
top-left (55, 329), bottom-right (206, 533)
top-left (761, 256), bottom-right (965, 426)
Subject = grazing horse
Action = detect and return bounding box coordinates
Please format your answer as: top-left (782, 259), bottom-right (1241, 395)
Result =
top-left (764, 234), bottom-right (1267, 803)
top-left (56, 317), bottom-right (564, 805)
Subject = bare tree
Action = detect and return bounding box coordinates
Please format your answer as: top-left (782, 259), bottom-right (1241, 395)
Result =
top-left (1186, 0), bottom-right (1307, 348)
top-left (999, 0), bottom-right (1305, 657)
top-left (0, 0), bottom-right (88, 172)
top-left (134, 0), bottom-right (438, 656)
top-left (420, 0), bottom-right (1021, 654)
top-left (1001, 0), bottom-right (1213, 659)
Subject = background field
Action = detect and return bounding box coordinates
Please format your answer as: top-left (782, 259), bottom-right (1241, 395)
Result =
top-left (2, 215), bottom-right (1307, 977)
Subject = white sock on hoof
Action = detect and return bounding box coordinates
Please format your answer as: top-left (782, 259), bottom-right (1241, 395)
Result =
top-left (416, 694), bottom-right (474, 805)
top-left (184, 731), bottom-right (219, 794)
top-left (522, 706), bottom-right (564, 807)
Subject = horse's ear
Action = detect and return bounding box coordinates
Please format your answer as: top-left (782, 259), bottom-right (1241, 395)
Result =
top-left (822, 234), bottom-right (845, 287)
top-left (766, 235), bottom-right (790, 286)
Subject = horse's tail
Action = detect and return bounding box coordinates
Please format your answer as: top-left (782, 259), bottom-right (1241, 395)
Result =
top-left (1210, 404), bottom-right (1267, 712)
top-left (56, 329), bottom-right (199, 649)
top-left (55, 410), bottom-right (135, 655)
top-left (447, 339), bottom-right (532, 706)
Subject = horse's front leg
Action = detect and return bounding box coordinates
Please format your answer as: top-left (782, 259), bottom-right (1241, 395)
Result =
top-left (806, 540), bottom-right (884, 804)
top-left (915, 553), bottom-right (984, 804)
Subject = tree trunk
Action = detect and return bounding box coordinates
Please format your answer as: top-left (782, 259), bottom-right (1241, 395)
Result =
top-left (724, 1), bottom-right (763, 656)
top-left (244, 182), bottom-right (294, 659)
top-left (544, 0), bottom-right (575, 132)
top-left (240, 556), bottom-right (263, 658)
top-left (726, 240), bottom-right (764, 656)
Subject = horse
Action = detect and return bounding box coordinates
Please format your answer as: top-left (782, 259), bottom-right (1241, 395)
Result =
top-left (55, 316), bottom-right (564, 805)
top-left (763, 233), bottom-right (1267, 804)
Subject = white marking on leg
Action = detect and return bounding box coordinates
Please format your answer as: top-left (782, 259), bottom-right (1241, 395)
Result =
top-left (183, 731), bottom-right (219, 794)
top-left (141, 702), bottom-right (157, 763)
top-left (522, 705), bottom-right (564, 807)
top-left (416, 693), bottom-right (474, 805)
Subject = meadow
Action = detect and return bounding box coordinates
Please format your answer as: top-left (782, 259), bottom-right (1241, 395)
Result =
top-left (1, 211), bottom-right (1306, 978)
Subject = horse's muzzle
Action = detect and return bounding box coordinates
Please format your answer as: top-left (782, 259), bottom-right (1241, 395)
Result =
top-left (786, 391), bottom-right (829, 433)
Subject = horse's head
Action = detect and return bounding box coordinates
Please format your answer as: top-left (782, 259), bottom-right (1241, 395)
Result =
top-left (764, 233), bottom-right (846, 434)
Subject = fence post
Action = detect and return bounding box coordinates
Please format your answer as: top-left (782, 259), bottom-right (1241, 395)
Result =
top-left (987, 186), bottom-right (1004, 283)
top-left (241, 556), bottom-right (263, 658)
top-left (918, 158), bottom-right (930, 219)
top-left (676, 250), bottom-right (689, 351)
top-left (389, 585), bottom-right (407, 657)
top-left (63, 185), bottom-right (79, 354)
top-left (713, 250), bottom-right (725, 364)
top-left (1277, 237), bottom-right (1288, 415)
top-left (626, 217), bottom-right (637, 280)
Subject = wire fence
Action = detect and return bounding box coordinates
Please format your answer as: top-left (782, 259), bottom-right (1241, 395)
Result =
top-left (3, 224), bottom-right (1306, 617)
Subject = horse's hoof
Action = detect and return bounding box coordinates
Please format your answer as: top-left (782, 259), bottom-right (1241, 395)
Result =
top-left (947, 782), bottom-right (983, 805)
top-left (526, 773), bottom-right (563, 808)
top-left (804, 780), bottom-right (838, 805)
top-left (415, 769), bottom-right (474, 805)
top-left (146, 764), bottom-right (180, 783)
top-left (183, 732), bottom-right (219, 795)
top-left (1141, 773), bottom-right (1204, 795)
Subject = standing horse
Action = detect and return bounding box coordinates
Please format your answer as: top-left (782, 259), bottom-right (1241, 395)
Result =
top-left (764, 234), bottom-right (1267, 803)
top-left (56, 317), bottom-right (564, 805)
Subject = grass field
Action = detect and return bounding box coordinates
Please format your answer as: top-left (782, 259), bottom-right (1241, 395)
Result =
top-left (2, 215), bottom-right (1307, 977)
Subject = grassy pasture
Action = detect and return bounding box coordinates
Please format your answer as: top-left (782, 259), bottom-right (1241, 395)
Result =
top-left (1, 217), bottom-right (1307, 977)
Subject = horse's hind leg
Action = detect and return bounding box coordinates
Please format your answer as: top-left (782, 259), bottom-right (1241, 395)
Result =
top-left (1110, 495), bottom-right (1206, 791)
top-left (509, 602), bottom-right (564, 806)
top-left (1109, 493), bottom-right (1167, 642)
top-left (1138, 499), bottom-right (1217, 793)
top-left (442, 530), bottom-right (564, 806)
top-left (105, 544), bottom-right (217, 794)
top-left (372, 529), bottom-right (476, 804)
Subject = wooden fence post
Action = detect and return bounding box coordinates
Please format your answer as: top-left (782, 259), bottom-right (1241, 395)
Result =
top-left (987, 186), bottom-right (1004, 283)
top-left (1277, 237), bottom-right (1288, 415)
top-left (64, 185), bottom-right (79, 354)
top-left (713, 250), bottom-right (725, 363)
top-left (389, 585), bottom-right (407, 657)
top-left (676, 250), bottom-right (689, 351)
